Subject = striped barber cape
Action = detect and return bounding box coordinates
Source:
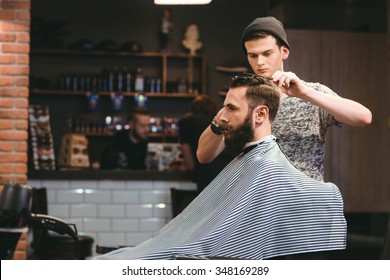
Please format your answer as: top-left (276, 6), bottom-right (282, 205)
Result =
top-left (96, 135), bottom-right (347, 260)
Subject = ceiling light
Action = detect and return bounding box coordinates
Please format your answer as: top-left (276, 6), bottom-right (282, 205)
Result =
top-left (154, 0), bottom-right (212, 5)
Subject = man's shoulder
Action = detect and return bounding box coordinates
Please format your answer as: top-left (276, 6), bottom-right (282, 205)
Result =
top-left (114, 129), bottom-right (129, 138)
top-left (112, 130), bottom-right (130, 144)
top-left (249, 140), bottom-right (297, 168)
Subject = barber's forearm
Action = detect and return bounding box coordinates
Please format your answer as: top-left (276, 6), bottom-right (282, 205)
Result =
top-left (304, 89), bottom-right (372, 127)
top-left (332, 98), bottom-right (372, 127)
top-left (196, 126), bottom-right (225, 163)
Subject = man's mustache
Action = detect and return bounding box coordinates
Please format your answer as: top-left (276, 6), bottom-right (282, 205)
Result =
top-left (219, 123), bottom-right (231, 132)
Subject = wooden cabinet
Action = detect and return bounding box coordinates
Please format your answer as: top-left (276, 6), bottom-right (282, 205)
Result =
top-left (29, 50), bottom-right (207, 165)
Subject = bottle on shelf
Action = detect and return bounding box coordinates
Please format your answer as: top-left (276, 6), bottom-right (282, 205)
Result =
top-left (79, 73), bottom-right (86, 91)
top-left (72, 74), bottom-right (79, 91)
top-left (117, 67), bottom-right (124, 92)
top-left (58, 73), bottom-right (65, 90)
top-left (124, 67), bottom-right (133, 92)
top-left (134, 66), bottom-right (144, 92)
top-left (100, 66), bottom-right (109, 91)
top-left (149, 77), bottom-right (156, 93)
top-left (85, 74), bottom-right (92, 91)
top-left (177, 78), bottom-right (187, 93)
top-left (95, 74), bottom-right (103, 92)
top-left (155, 78), bottom-right (161, 93)
top-left (107, 66), bottom-right (116, 92)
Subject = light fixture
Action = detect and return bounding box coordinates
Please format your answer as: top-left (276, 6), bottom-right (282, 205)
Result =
top-left (154, 0), bottom-right (212, 5)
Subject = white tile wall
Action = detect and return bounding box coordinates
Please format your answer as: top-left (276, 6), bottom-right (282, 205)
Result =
top-left (112, 190), bottom-right (139, 204)
top-left (27, 178), bottom-right (197, 257)
top-left (126, 232), bottom-right (153, 246)
top-left (126, 204), bottom-right (154, 218)
top-left (85, 190), bottom-right (112, 204)
top-left (48, 204), bottom-right (70, 218)
top-left (84, 218), bottom-right (111, 231)
top-left (98, 232), bottom-right (126, 247)
top-left (112, 219), bottom-right (138, 232)
top-left (56, 189), bottom-right (84, 203)
top-left (70, 204), bottom-right (98, 217)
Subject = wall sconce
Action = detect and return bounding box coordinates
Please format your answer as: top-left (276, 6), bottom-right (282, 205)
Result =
top-left (154, 0), bottom-right (212, 5)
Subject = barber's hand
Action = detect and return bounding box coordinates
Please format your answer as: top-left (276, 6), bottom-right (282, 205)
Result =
top-left (271, 71), bottom-right (308, 98)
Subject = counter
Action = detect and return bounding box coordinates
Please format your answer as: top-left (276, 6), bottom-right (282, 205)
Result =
top-left (28, 169), bottom-right (193, 180)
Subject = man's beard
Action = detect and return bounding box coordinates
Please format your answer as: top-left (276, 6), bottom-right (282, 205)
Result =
top-left (130, 130), bottom-right (148, 143)
top-left (223, 115), bottom-right (254, 157)
top-left (134, 132), bottom-right (148, 142)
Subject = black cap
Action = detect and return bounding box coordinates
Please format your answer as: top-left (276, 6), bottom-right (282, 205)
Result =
top-left (241, 16), bottom-right (290, 52)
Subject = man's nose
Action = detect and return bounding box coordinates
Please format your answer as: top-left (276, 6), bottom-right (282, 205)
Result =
top-left (220, 110), bottom-right (228, 122)
top-left (257, 56), bottom-right (265, 65)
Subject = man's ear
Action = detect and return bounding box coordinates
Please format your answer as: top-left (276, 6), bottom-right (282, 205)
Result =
top-left (281, 46), bottom-right (289, 60)
top-left (254, 105), bottom-right (268, 125)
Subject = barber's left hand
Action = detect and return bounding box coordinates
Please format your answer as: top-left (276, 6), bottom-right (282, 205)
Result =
top-left (271, 71), bottom-right (308, 98)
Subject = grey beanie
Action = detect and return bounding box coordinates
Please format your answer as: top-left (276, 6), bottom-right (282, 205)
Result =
top-left (241, 16), bottom-right (290, 51)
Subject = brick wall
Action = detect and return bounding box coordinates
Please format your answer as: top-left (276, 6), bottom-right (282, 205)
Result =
top-left (0, 0), bottom-right (31, 260)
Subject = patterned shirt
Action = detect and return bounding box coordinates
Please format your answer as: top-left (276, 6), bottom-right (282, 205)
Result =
top-left (272, 82), bottom-right (342, 181)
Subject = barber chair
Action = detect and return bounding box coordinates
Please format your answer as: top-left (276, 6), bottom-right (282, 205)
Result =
top-left (0, 183), bottom-right (91, 260)
top-left (0, 183), bottom-right (30, 260)
top-left (30, 187), bottom-right (94, 260)
top-left (380, 214), bottom-right (390, 260)
top-left (170, 188), bottom-right (199, 217)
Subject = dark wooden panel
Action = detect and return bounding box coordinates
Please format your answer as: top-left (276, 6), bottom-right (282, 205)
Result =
top-left (286, 30), bottom-right (390, 211)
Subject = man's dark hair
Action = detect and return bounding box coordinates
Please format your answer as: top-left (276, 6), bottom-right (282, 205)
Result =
top-left (190, 95), bottom-right (217, 116)
top-left (242, 31), bottom-right (284, 50)
top-left (130, 107), bottom-right (150, 121)
top-left (230, 73), bottom-right (280, 121)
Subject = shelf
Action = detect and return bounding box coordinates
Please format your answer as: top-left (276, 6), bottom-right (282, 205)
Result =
top-left (30, 49), bottom-right (206, 95)
top-left (215, 65), bottom-right (249, 73)
top-left (148, 133), bottom-right (178, 138)
top-left (83, 132), bottom-right (178, 138)
top-left (31, 49), bottom-right (205, 59)
top-left (30, 88), bottom-right (199, 98)
top-left (28, 169), bottom-right (193, 181)
top-left (83, 131), bottom-right (114, 137)
top-left (28, 49), bottom-right (205, 171)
